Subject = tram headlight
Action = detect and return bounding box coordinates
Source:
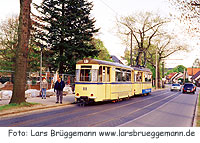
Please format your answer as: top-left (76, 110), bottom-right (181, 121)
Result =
top-left (76, 93), bottom-right (79, 96)
top-left (91, 94), bottom-right (94, 96)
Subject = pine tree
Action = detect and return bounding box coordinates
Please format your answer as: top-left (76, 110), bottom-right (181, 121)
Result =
top-left (33, 0), bottom-right (99, 74)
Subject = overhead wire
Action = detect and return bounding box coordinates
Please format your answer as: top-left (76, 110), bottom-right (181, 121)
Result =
top-left (98, 0), bottom-right (119, 16)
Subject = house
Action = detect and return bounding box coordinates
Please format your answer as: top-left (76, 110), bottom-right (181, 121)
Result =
top-left (110, 55), bottom-right (124, 64)
top-left (172, 72), bottom-right (184, 83)
top-left (187, 68), bottom-right (200, 82)
top-left (166, 72), bottom-right (178, 83)
top-left (191, 71), bottom-right (200, 86)
top-left (166, 72), bottom-right (185, 84)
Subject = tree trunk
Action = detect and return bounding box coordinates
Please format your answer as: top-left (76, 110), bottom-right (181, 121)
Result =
top-left (136, 51), bottom-right (143, 67)
top-left (58, 2), bottom-right (65, 74)
top-left (9, 0), bottom-right (32, 104)
top-left (59, 46), bottom-right (64, 74)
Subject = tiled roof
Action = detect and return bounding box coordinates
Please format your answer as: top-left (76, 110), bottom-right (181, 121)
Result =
top-left (191, 71), bottom-right (200, 80)
top-left (166, 72), bottom-right (177, 80)
top-left (187, 68), bottom-right (200, 76)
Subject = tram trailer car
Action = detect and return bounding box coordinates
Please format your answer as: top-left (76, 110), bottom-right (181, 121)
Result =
top-left (75, 58), bottom-right (152, 104)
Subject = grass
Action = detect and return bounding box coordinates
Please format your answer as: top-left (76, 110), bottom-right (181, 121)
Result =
top-left (0, 102), bottom-right (39, 111)
top-left (197, 93), bottom-right (200, 127)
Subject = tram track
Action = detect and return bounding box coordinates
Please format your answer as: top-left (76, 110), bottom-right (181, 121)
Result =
top-left (89, 92), bottom-right (180, 127)
top-left (45, 90), bottom-right (177, 127)
top-left (1, 89), bottom-right (171, 127)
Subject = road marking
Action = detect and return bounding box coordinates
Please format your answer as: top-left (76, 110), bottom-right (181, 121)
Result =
top-left (118, 93), bottom-right (181, 127)
top-left (89, 92), bottom-right (179, 127)
top-left (8, 89), bottom-right (170, 127)
top-left (48, 90), bottom-right (172, 126)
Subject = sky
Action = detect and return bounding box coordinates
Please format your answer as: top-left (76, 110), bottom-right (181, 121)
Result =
top-left (0, 0), bottom-right (199, 68)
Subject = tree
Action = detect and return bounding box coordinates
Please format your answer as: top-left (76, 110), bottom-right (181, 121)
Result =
top-left (116, 12), bottom-right (168, 67)
top-left (193, 58), bottom-right (200, 68)
top-left (90, 39), bottom-right (111, 61)
top-left (0, 16), bottom-right (18, 71)
top-left (0, 16), bottom-right (40, 72)
top-left (33, 0), bottom-right (99, 74)
top-left (9, 0), bottom-right (32, 104)
top-left (147, 34), bottom-right (187, 87)
top-left (169, 0), bottom-right (200, 33)
top-left (166, 65), bottom-right (186, 75)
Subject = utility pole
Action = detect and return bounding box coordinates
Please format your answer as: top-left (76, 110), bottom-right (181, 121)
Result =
top-left (130, 30), bottom-right (133, 67)
top-left (183, 68), bottom-right (185, 84)
top-left (192, 66), bottom-right (193, 83)
top-left (155, 47), bottom-right (158, 89)
top-left (40, 46), bottom-right (43, 90)
top-left (162, 61), bottom-right (164, 88)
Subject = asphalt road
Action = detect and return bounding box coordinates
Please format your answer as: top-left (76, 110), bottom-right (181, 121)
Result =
top-left (0, 89), bottom-right (198, 127)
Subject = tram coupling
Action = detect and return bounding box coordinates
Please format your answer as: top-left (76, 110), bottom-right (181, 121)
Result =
top-left (76, 96), bottom-right (94, 106)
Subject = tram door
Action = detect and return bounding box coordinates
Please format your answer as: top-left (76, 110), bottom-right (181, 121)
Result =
top-left (105, 67), bottom-right (111, 99)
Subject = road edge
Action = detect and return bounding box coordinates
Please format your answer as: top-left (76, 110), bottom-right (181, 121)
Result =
top-left (192, 91), bottom-right (199, 127)
top-left (0, 102), bottom-right (74, 118)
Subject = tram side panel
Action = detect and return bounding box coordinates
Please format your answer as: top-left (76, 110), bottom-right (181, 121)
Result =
top-left (142, 72), bottom-right (152, 94)
top-left (142, 82), bottom-right (152, 94)
top-left (134, 83), bottom-right (143, 95)
top-left (97, 84), bottom-right (106, 102)
top-left (110, 83), bottom-right (132, 100)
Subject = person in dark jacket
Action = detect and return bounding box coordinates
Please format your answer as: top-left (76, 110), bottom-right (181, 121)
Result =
top-left (54, 77), bottom-right (65, 104)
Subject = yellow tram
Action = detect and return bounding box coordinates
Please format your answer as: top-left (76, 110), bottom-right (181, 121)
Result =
top-left (75, 58), bottom-right (152, 104)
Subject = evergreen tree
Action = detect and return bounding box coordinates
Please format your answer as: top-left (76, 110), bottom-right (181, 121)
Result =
top-left (33, 0), bottom-right (99, 74)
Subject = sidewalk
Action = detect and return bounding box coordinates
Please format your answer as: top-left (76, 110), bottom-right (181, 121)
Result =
top-left (0, 94), bottom-right (75, 105)
top-left (0, 94), bottom-right (75, 118)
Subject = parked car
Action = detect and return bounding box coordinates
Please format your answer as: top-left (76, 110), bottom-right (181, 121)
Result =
top-left (182, 83), bottom-right (196, 94)
top-left (170, 83), bottom-right (181, 91)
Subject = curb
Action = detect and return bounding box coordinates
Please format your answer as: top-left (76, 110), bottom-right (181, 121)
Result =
top-left (193, 91), bottom-right (199, 127)
top-left (0, 102), bottom-right (74, 118)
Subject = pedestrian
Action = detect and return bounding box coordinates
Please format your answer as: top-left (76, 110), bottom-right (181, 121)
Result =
top-left (41, 78), bottom-right (48, 99)
top-left (54, 77), bottom-right (65, 104)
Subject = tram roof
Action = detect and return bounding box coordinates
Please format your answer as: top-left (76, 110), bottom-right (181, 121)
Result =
top-left (77, 58), bottom-right (151, 72)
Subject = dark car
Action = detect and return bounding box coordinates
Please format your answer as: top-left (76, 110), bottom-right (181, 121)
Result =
top-left (182, 83), bottom-right (196, 94)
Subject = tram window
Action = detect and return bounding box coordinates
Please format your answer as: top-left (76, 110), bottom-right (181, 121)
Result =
top-left (91, 69), bottom-right (98, 82)
top-left (122, 70), bottom-right (126, 81)
top-left (136, 72), bottom-right (142, 82)
top-left (115, 68), bottom-right (122, 81)
top-left (98, 66), bottom-right (102, 82)
top-left (143, 72), bottom-right (151, 82)
top-left (144, 72), bottom-right (149, 82)
top-left (107, 67), bottom-right (110, 82)
top-left (80, 69), bottom-right (91, 81)
top-left (81, 66), bottom-right (92, 69)
top-left (126, 70), bottom-right (131, 81)
top-left (76, 69), bottom-right (80, 82)
top-left (145, 73), bottom-right (152, 82)
top-left (103, 67), bottom-right (106, 82)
